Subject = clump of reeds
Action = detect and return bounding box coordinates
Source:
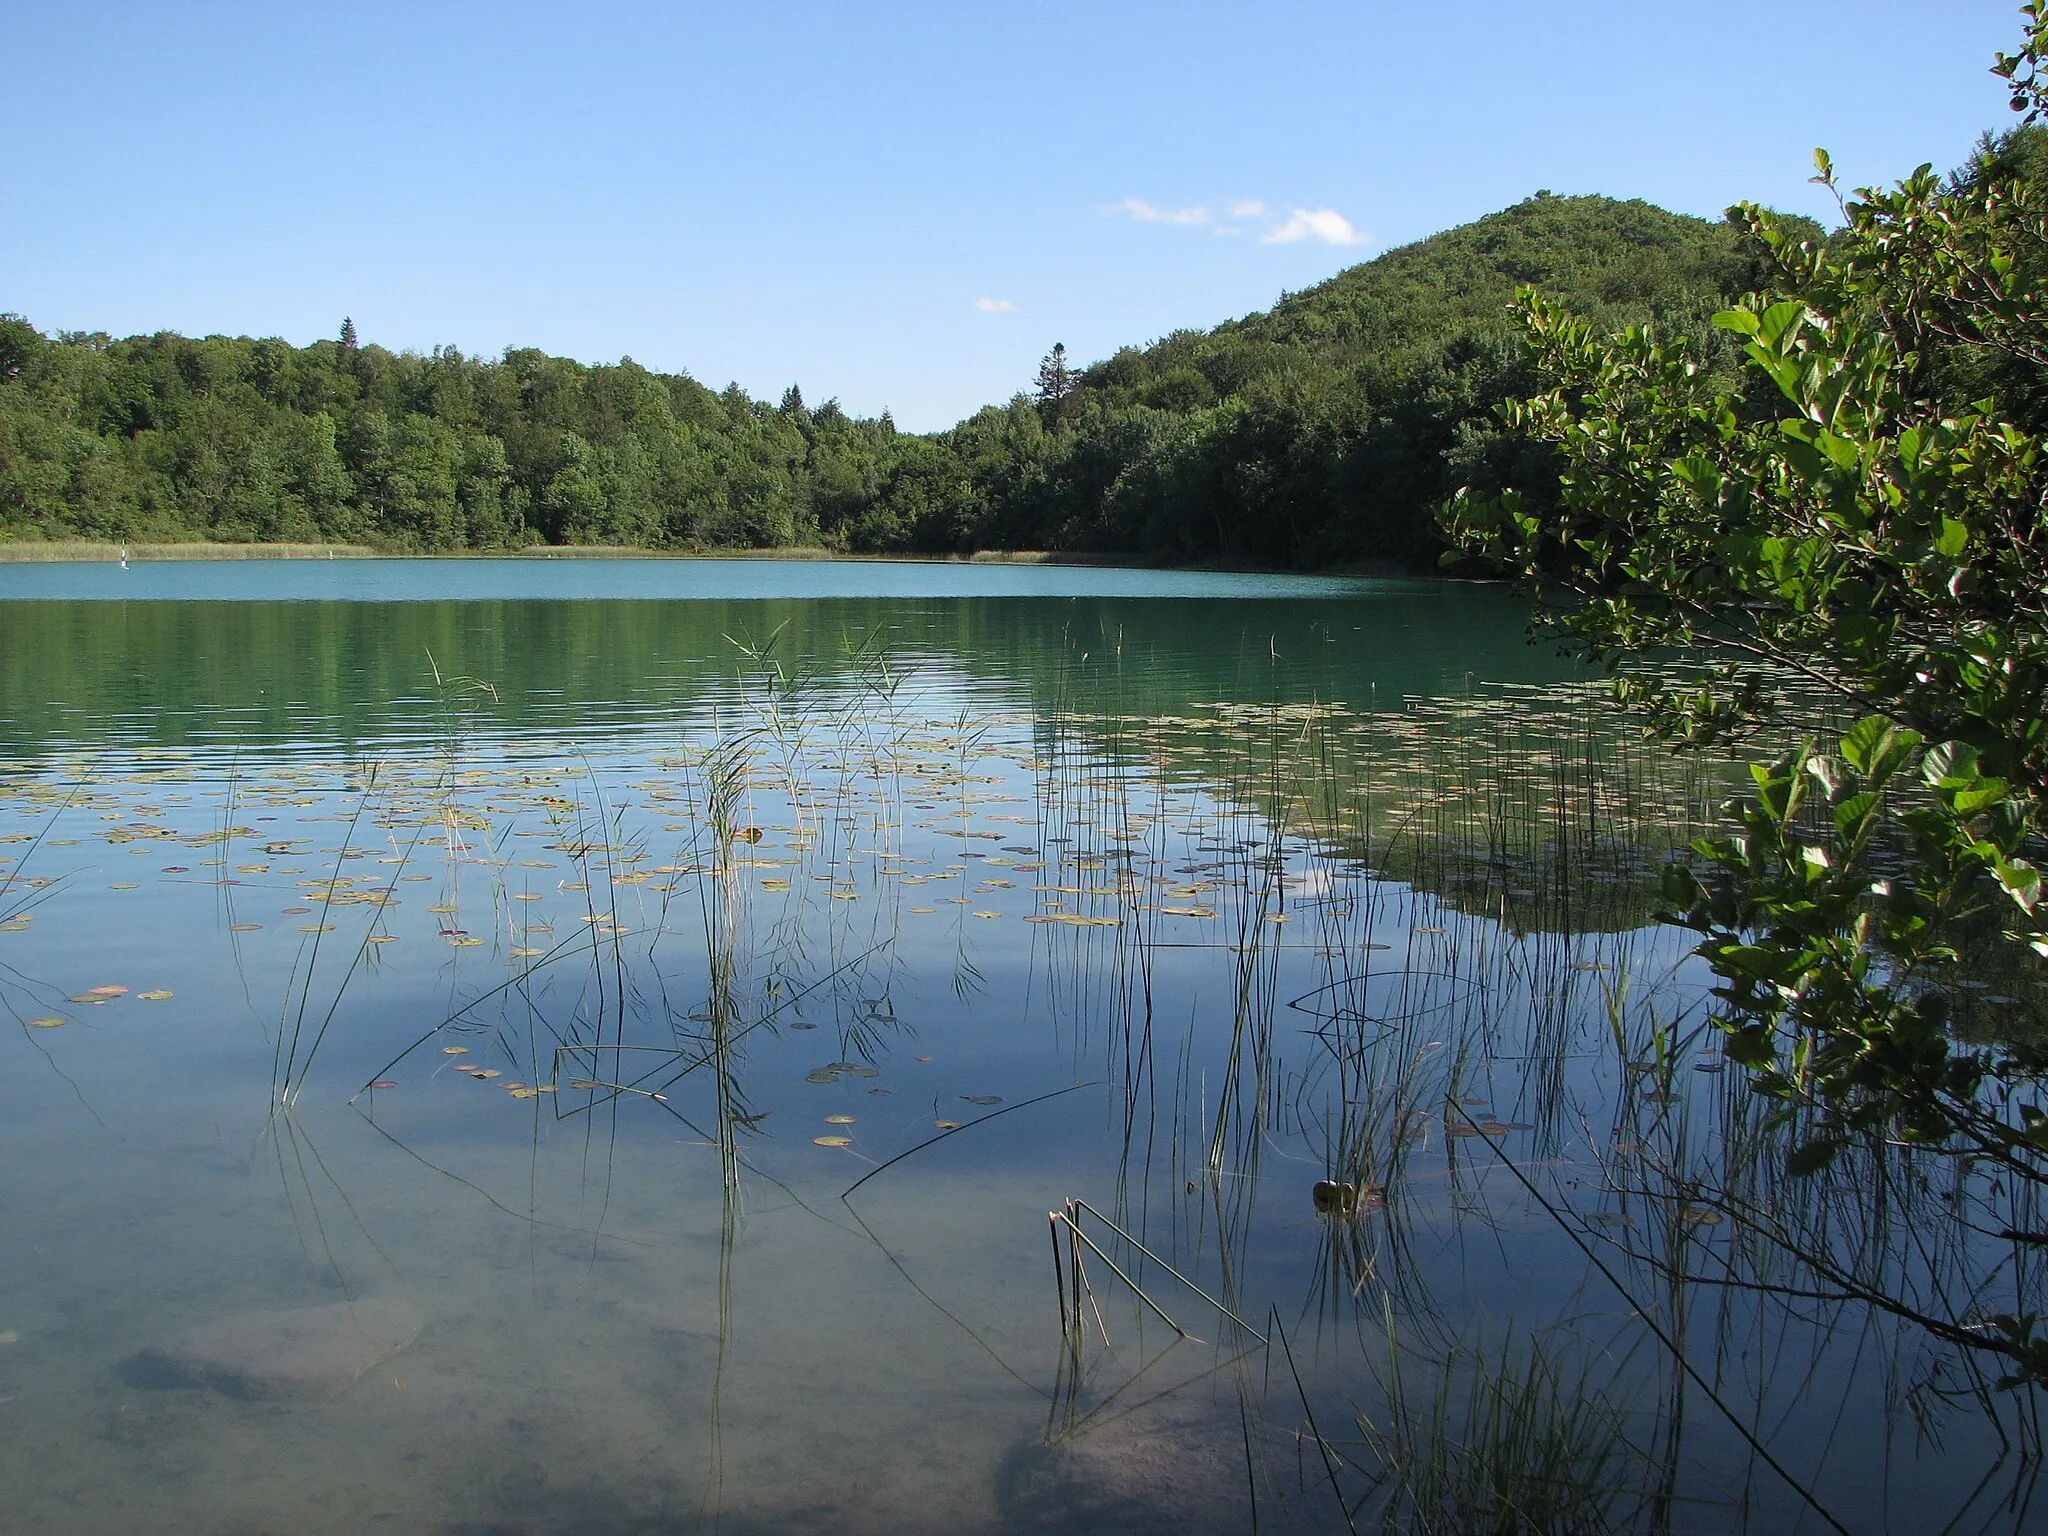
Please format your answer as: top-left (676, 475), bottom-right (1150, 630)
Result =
top-left (1356, 1314), bottom-right (1649, 1535)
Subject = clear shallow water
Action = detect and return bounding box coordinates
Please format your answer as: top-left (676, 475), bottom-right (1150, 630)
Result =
top-left (0, 561), bottom-right (2033, 1534)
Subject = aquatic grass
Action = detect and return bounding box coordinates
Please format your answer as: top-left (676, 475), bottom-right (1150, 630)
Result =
top-left (1355, 1307), bottom-right (1653, 1536)
top-left (24, 609), bottom-right (2026, 1528)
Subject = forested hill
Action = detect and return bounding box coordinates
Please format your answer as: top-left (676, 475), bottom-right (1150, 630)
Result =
top-left (0, 193), bottom-right (1775, 566)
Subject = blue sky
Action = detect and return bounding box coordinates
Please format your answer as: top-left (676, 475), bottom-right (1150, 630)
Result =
top-left (2, 2), bottom-right (2030, 429)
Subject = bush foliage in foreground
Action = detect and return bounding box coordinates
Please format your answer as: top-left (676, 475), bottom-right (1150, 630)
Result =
top-left (1447, 5), bottom-right (2048, 1389)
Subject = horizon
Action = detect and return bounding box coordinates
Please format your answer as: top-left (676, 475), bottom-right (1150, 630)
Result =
top-left (4, 1), bottom-right (2029, 430)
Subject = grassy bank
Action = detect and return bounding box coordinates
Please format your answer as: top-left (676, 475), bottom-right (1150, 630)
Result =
top-left (0, 541), bottom-right (1141, 565)
top-left (0, 541), bottom-right (380, 561)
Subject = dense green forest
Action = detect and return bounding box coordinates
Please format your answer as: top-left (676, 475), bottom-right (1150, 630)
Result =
top-left (0, 192), bottom-right (1799, 566)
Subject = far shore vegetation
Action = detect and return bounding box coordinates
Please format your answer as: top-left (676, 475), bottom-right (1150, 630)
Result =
top-left (2, 191), bottom-right (1805, 572)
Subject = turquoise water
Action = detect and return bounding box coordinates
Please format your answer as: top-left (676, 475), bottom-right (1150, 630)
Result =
top-left (0, 561), bottom-right (2030, 1534)
top-left (0, 555), bottom-right (1393, 603)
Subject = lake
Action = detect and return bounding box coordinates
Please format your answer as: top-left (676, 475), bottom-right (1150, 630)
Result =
top-left (0, 559), bottom-right (2031, 1534)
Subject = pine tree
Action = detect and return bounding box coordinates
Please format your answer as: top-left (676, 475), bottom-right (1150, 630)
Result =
top-left (339, 316), bottom-right (358, 351)
top-left (1035, 343), bottom-right (1074, 426)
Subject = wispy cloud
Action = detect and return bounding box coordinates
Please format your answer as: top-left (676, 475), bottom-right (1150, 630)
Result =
top-left (1104, 194), bottom-right (1371, 251)
top-left (1260, 207), bottom-right (1372, 247)
top-left (1101, 196), bottom-right (1211, 226)
top-left (974, 296), bottom-right (1017, 313)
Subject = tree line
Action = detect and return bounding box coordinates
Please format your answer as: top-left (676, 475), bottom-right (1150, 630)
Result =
top-left (4, 190), bottom-right (1806, 565)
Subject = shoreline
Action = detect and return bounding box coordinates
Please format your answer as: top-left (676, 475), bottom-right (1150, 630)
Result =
top-left (0, 541), bottom-right (1434, 579)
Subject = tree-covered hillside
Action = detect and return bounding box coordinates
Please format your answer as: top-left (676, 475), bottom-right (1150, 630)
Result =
top-left (0, 193), bottom-right (1786, 564)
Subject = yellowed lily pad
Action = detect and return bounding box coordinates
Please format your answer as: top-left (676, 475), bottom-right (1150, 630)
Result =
top-left (137, 990), bottom-right (174, 1001)
top-left (813, 1135), bottom-right (852, 1148)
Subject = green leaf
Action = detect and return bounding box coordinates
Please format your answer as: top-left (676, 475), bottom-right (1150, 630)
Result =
top-left (1953, 779), bottom-right (2010, 815)
top-left (1923, 741), bottom-right (1982, 788)
top-left (1840, 716), bottom-right (1894, 774)
top-left (1832, 790), bottom-right (1879, 836)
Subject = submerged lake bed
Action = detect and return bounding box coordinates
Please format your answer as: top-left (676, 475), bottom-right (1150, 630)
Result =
top-left (0, 559), bottom-right (2035, 1534)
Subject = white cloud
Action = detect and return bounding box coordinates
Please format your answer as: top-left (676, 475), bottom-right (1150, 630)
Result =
top-left (1227, 199), bottom-right (1267, 218)
top-left (1101, 196), bottom-right (1211, 226)
top-left (975, 297), bottom-right (1017, 313)
top-left (1260, 207), bottom-right (1373, 247)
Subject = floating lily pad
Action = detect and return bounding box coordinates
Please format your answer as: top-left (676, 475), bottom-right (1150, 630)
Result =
top-left (813, 1135), bottom-right (852, 1148)
top-left (27, 1017), bottom-right (65, 1029)
top-left (137, 990), bottom-right (173, 1001)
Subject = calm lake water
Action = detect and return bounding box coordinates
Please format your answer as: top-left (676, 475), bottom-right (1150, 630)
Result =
top-left (0, 559), bottom-right (2032, 1534)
